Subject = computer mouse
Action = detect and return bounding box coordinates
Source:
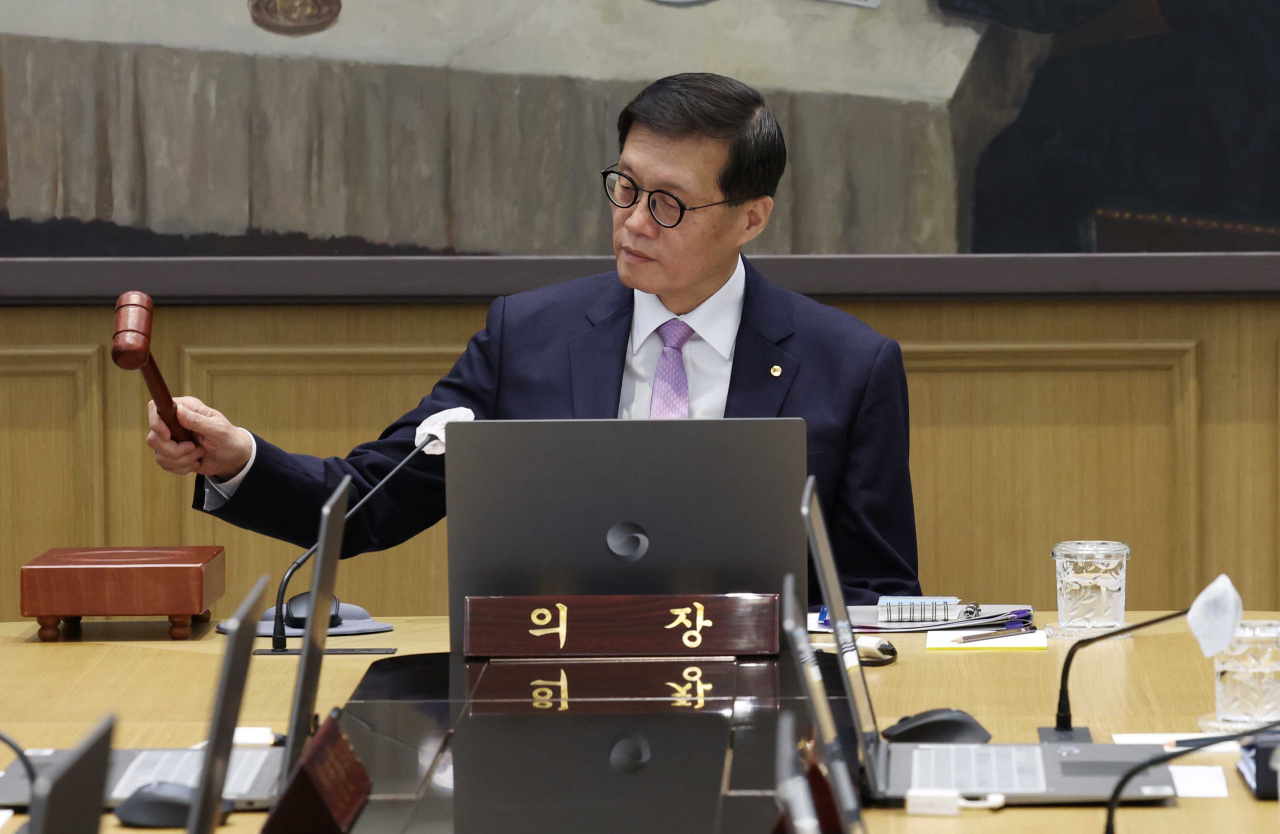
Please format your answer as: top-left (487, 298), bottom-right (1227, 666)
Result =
top-left (881, 708), bottom-right (992, 744)
top-left (283, 592), bottom-right (342, 630)
top-left (114, 781), bottom-right (232, 828)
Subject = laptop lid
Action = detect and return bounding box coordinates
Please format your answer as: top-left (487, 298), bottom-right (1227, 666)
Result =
top-left (781, 573), bottom-right (864, 833)
top-left (445, 419), bottom-right (808, 653)
top-left (187, 575), bottom-right (270, 834)
top-left (25, 715), bottom-right (114, 834)
top-left (802, 475), bottom-right (884, 793)
top-left (281, 476), bottom-right (352, 779)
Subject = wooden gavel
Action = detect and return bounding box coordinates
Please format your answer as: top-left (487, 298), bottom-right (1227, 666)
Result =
top-left (112, 292), bottom-right (193, 443)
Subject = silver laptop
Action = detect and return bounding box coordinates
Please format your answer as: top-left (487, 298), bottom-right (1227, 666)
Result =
top-left (800, 475), bottom-right (1177, 804)
top-left (0, 478), bottom-right (353, 812)
top-left (445, 419), bottom-right (808, 653)
top-left (20, 715), bottom-right (114, 834)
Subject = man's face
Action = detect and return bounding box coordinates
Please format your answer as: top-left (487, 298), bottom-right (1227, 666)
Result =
top-left (611, 126), bottom-right (772, 314)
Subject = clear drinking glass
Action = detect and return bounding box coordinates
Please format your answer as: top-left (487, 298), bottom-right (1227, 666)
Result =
top-left (1045, 540), bottom-right (1130, 639)
top-left (1200, 620), bottom-right (1280, 732)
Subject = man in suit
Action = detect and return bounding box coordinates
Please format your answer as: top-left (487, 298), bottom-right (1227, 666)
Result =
top-left (146, 73), bottom-right (921, 604)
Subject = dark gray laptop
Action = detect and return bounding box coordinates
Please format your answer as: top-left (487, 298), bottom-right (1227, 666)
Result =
top-left (19, 715), bottom-right (114, 834)
top-left (800, 476), bottom-right (1177, 804)
top-left (187, 574), bottom-right (272, 832)
top-left (445, 419), bottom-right (808, 652)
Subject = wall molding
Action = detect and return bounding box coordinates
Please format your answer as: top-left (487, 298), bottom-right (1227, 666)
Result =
top-left (900, 340), bottom-right (1200, 603)
top-left (0, 345), bottom-right (106, 545)
top-left (179, 345), bottom-right (465, 544)
top-left (181, 346), bottom-right (465, 389)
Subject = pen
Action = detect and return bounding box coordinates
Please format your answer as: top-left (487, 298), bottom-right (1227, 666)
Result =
top-left (952, 625), bottom-right (1037, 644)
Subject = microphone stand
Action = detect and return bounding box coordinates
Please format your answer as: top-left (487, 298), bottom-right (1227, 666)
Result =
top-left (268, 435), bottom-right (433, 653)
top-left (1104, 717), bottom-right (1280, 834)
top-left (1040, 609), bottom-right (1190, 742)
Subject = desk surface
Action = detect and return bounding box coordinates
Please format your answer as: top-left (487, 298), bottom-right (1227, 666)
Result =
top-left (1, 613), bottom-right (1275, 833)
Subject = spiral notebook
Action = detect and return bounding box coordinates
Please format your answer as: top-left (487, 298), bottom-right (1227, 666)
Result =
top-left (877, 596), bottom-right (973, 623)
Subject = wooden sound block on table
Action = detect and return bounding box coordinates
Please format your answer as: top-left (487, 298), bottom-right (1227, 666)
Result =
top-left (20, 547), bottom-right (226, 641)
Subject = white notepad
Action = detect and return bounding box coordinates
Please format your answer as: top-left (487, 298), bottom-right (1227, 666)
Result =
top-left (926, 628), bottom-right (1048, 650)
top-left (1169, 766), bottom-right (1230, 798)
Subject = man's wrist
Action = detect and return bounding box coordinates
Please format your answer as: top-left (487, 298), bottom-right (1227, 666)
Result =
top-left (210, 429), bottom-right (256, 484)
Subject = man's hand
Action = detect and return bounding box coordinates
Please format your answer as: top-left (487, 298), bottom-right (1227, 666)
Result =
top-left (146, 396), bottom-right (253, 480)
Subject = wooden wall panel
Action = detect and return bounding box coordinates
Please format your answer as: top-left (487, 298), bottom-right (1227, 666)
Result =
top-left (0, 297), bottom-right (1276, 624)
top-left (901, 342), bottom-right (1198, 611)
top-left (0, 346), bottom-right (104, 622)
top-left (181, 347), bottom-right (465, 618)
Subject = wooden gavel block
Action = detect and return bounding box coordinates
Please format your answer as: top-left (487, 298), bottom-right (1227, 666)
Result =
top-left (20, 547), bottom-right (226, 641)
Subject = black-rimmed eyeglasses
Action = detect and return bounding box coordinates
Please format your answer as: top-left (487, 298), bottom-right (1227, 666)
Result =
top-left (601, 169), bottom-right (738, 228)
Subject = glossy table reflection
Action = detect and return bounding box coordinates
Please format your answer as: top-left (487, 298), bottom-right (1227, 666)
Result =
top-left (341, 652), bottom-right (808, 834)
top-left (2, 614), bottom-right (1278, 833)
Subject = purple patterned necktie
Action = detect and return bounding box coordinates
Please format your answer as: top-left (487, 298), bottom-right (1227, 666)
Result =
top-left (650, 318), bottom-right (696, 419)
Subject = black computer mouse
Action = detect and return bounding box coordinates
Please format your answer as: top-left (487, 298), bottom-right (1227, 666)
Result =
top-left (283, 592), bottom-right (342, 630)
top-left (114, 782), bottom-right (232, 828)
top-left (881, 708), bottom-right (992, 744)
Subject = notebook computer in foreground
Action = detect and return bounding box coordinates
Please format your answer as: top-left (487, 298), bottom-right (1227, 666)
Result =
top-left (0, 478), bottom-right (352, 812)
top-left (800, 475), bottom-right (1177, 805)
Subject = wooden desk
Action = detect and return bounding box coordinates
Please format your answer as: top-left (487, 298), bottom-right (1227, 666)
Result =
top-left (1, 613), bottom-right (1275, 832)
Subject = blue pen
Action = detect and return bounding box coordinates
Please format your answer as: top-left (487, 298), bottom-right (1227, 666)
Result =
top-left (818, 606), bottom-right (829, 627)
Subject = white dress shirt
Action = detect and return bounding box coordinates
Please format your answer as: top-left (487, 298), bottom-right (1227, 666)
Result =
top-left (204, 255), bottom-right (746, 510)
top-left (617, 255), bottom-right (744, 420)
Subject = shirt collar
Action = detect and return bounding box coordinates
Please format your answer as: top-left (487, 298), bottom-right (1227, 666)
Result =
top-left (631, 255), bottom-right (745, 360)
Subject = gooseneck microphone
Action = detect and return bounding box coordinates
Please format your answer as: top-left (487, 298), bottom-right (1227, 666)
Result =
top-left (1040, 609), bottom-right (1190, 742)
top-left (1103, 718), bottom-right (1280, 834)
top-left (268, 432), bottom-right (435, 653)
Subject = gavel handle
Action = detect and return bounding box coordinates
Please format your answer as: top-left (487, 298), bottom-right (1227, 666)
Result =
top-left (141, 355), bottom-right (193, 443)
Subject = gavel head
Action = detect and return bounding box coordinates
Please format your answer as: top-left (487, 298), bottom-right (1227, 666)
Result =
top-left (112, 291), bottom-right (154, 371)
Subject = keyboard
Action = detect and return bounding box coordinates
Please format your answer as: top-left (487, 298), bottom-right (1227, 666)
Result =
top-left (910, 744), bottom-right (1047, 794)
top-left (109, 748), bottom-right (272, 801)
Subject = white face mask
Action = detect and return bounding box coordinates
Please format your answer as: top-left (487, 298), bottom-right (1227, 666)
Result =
top-left (1187, 574), bottom-right (1244, 657)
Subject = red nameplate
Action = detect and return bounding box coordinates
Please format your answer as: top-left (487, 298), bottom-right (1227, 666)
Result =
top-left (262, 710), bottom-right (370, 834)
top-left (464, 593), bottom-right (779, 657)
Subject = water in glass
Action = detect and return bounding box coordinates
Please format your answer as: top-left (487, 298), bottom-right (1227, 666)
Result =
top-left (1215, 620), bottom-right (1280, 727)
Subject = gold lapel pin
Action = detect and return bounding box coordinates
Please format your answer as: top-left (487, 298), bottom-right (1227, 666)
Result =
top-left (770, 365), bottom-right (782, 377)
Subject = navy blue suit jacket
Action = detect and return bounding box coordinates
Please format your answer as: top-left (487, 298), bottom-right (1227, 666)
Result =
top-left (197, 258), bottom-right (921, 604)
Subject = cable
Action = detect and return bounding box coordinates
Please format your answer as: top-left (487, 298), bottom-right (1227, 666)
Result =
top-left (0, 729), bottom-right (38, 797)
top-left (1103, 717), bottom-right (1280, 834)
top-left (1055, 610), bottom-right (1189, 732)
top-left (270, 434), bottom-right (433, 651)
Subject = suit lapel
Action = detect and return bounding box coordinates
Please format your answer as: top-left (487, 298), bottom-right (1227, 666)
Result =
top-left (569, 277), bottom-right (633, 418)
top-left (724, 259), bottom-right (799, 418)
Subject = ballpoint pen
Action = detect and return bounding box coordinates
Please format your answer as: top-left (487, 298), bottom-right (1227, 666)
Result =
top-left (952, 624), bottom-right (1037, 644)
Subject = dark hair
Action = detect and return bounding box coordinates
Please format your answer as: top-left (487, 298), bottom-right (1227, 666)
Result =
top-left (617, 73), bottom-right (786, 204)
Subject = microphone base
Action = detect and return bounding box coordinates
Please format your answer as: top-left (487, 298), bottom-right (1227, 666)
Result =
top-left (1038, 726), bottom-right (1094, 743)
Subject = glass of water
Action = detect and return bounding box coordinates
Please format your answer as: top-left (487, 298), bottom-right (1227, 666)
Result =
top-left (1045, 541), bottom-right (1130, 639)
top-left (1200, 620), bottom-right (1280, 732)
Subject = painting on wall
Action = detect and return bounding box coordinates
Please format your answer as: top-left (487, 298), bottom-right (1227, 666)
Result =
top-left (0, 0), bottom-right (1275, 256)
